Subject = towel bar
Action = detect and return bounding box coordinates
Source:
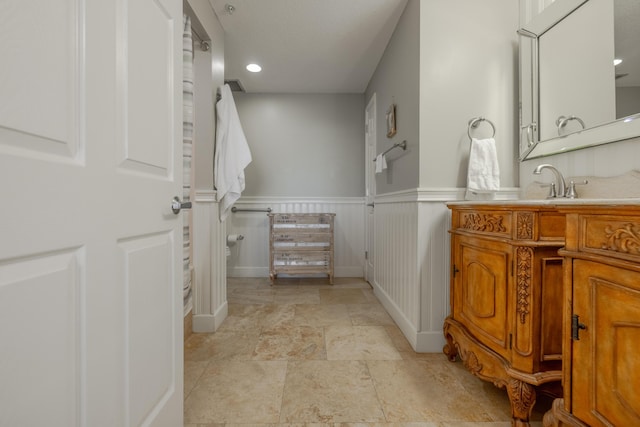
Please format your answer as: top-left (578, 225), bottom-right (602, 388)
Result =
top-left (373, 140), bottom-right (407, 162)
top-left (231, 207), bottom-right (272, 213)
top-left (467, 117), bottom-right (496, 140)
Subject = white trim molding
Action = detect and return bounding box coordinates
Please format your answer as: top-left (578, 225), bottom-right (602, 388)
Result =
top-left (375, 187), bottom-right (521, 203)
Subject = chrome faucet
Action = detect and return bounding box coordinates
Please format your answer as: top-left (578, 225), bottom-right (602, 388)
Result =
top-left (533, 164), bottom-right (567, 198)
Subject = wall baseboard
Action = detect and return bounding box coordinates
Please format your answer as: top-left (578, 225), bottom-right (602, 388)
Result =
top-left (415, 331), bottom-right (446, 353)
top-left (373, 275), bottom-right (446, 353)
top-left (192, 301), bottom-right (228, 333)
top-left (372, 280), bottom-right (418, 350)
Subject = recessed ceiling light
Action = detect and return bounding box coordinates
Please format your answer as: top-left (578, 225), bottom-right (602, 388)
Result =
top-left (246, 63), bottom-right (262, 72)
top-left (614, 58), bottom-right (623, 66)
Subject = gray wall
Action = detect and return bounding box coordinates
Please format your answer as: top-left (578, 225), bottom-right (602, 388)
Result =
top-left (365, 0), bottom-right (420, 194)
top-left (419, 0), bottom-right (519, 189)
top-left (233, 93), bottom-right (365, 197)
top-left (365, 0), bottom-right (520, 194)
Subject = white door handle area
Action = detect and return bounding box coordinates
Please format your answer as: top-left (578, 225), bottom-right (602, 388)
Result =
top-left (171, 196), bottom-right (192, 214)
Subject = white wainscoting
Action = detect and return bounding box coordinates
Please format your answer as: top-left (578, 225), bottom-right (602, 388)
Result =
top-left (373, 199), bottom-right (420, 343)
top-left (191, 190), bottom-right (227, 333)
top-left (371, 187), bottom-right (518, 353)
top-left (226, 197), bottom-right (365, 278)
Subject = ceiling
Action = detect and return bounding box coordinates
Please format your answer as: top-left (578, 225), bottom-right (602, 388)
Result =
top-left (207, 0), bottom-right (408, 93)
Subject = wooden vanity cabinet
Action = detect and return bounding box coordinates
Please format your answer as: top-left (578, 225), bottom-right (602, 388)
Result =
top-left (543, 205), bottom-right (640, 427)
top-left (444, 204), bottom-right (565, 427)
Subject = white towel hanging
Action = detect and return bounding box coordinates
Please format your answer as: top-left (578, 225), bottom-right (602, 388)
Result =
top-left (466, 137), bottom-right (500, 195)
top-left (375, 154), bottom-right (387, 174)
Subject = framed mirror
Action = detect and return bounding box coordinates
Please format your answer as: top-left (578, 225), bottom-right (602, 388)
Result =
top-left (519, 0), bottom-right (640, 160)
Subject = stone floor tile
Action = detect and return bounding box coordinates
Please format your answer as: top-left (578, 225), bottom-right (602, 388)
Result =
top-left (274, 287), bottom-right (321, 304)
top-left (184, 330), bottom-right (261, 361)
top-left (252, 325), bottom-right (326, 360)
top-left (325, 325), bottom-right (402, 361)
top-left (347, 303), bottom-right (396, 326)
top-left (279, 360), bottom-right (386, 423)
top-left (319, 288), bottom-right (371, 304)
top-left (292, 303), bottom-right (352, 327)
top-left (367, 359), bottom-right (495, 423)
top-left (184, 360), bottom-right (287, 424)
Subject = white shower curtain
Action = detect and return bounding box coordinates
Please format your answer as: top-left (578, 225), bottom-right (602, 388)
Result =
top-left (182, 15), bottom-right (193, 312)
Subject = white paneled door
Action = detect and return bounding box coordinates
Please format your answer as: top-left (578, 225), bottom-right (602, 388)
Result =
top-left (0, 1), bottom-right (183, 426)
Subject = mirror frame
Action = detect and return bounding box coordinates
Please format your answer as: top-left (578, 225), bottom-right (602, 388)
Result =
top-left (518, 0), bottom-right (640, 160)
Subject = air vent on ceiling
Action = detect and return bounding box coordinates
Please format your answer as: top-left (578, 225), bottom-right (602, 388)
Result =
top-left (224, 79), bottom-right (245, 92)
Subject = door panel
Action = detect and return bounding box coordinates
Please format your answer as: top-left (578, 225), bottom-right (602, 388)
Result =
top-left (0, 0), bottom-right (183, 425)
top-left (572, 260), bottom-right (640, 426)
top-left (0, 0), bottom-right (80, 159)
top-left (0, 250), bottom-right (82, 426)
top-left (455, 238), bottom-right (511, 359)
top-left (119, 0), bottom-right (174, 176)
top-left (121, 233), bottom-right (175, 426)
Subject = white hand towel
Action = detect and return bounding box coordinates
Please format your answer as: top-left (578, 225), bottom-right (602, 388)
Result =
top-left (375, 154), bottom-right (387, 174)
top-left (467, 137), bottom-right (500, 192)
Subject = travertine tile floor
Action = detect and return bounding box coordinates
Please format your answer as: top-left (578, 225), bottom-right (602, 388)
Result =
top-left (184, 277), bottom-right (549, 426)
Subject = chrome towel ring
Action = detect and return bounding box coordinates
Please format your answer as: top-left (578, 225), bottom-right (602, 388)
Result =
top-left (556, 115), bottom-right (585, 135)
top-left (467, 117), bottom-right (496, 140)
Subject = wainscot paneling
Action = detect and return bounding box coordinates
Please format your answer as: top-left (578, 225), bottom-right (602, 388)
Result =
top-left (191, 190), bottom-right (227, 333)
top-left (372, 187), bottom-right (519, 353)
top-left (226, 197), bottom-right (365, 278)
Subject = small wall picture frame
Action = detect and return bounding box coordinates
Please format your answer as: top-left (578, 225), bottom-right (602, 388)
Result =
top-left (386, 103), bottom-right (397, 138)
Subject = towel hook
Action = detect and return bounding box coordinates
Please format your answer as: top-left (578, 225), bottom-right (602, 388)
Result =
top-left (467, 117), bottom-right (496, 140)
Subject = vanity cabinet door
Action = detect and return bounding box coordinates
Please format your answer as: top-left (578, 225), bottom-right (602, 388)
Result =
top-left (571, 259), bottom-right (640, 426)
top-left (453, 235), bottom-right (512, 361)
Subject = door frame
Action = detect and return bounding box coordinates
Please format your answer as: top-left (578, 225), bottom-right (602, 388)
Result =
top-left (364, 93), bottom-right (377, 283)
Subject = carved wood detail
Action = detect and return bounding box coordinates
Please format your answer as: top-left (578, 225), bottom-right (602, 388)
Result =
top-left (462, 213), bottom-right (507, 233)
top-left (516, 247), bottom-right (533, 324)
top-left (461, 348), bottom-right (483, 375)
top-left (602, 222), bottom-right (640, 255)
top-left (507, 379), bottom-right (537, 423)
top-left (517, 212), bottom-right (534, 240)
top-left (442, 323), bottom-right (458, 362)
